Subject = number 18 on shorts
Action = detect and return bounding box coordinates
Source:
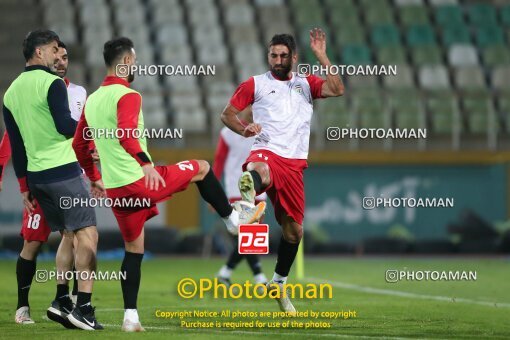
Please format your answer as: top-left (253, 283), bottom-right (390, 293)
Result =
top-left (238, 224), bottom-right (269, 254)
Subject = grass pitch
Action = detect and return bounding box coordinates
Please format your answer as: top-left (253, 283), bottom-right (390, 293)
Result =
top-left (0, 257), bottom-right (508, 339)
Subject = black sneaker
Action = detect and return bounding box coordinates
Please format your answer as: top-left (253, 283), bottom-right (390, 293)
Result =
top-left (47, 298), bottom-right (77, 329)
top-left (67, 306), bottom-right (103, 330)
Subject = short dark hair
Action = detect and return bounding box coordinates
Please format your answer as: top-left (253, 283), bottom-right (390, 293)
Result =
top-left (103, 37), bottom-right (134, 66)
top-left (58, 40), bottom-right (66, 49)
top-left (22, 29), bottom-right (60, 61)
top-left (269, 34), bottom-right (297, 54)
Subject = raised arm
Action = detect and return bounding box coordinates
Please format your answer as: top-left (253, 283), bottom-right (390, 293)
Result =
top-left (309, 28), bottom-right (344, 98)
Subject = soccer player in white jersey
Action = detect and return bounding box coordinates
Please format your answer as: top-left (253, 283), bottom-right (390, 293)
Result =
top-left (221, 28), bottom-right (344, 313)
top-left (212, 111), bottom-right (268, 288)
top-left (57, 41), bottom-right (86, 121)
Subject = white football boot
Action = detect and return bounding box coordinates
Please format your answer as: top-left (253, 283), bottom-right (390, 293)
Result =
top-left (15, 306), bottom-right (35, 324)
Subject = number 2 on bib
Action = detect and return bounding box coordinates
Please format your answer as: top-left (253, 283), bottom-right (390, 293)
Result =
top-left (177, 160), bottom-right (194, 172)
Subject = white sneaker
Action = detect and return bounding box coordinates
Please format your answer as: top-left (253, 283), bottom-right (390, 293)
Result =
top-left (15, 306), bottom-right (35, 324)
top-left (235, 201), bottom-right (266, 225)
top-left (121, 319), bottom-right (145, 332)
top-left (225, 201), bottom-right (266, 235)
top-left (267, 280), bottom-right (296, 315)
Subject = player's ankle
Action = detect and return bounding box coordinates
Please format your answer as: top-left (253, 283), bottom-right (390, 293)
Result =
top-left (272, 273), bottom-right (287, 284)
top-left (124, 309), bottom-right (139, 323)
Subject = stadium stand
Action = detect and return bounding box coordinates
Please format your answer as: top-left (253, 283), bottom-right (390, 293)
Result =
top-left (0, 0), bottom-right (508, 150)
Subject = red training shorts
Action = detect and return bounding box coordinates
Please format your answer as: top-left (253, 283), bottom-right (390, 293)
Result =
top-left (106, 160), bottom-right (199, 242)
top-left (243, 150), bottom-right (307, 225)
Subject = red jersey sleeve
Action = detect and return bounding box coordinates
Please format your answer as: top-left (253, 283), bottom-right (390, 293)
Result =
top-left (117, 93), bottom-right (151, 166)
top-left (306, 74), bottom-right (326, 99)
top-left (229, 77), bottom-right (255, 111)
top-left (212, 135), bottom-right (229, 179)
top-left (72, 110), bottom-right (102, 182)
top-left (0, 131), bottom-right (11, 183)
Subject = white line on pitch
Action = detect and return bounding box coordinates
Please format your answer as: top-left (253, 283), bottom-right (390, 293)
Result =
top-left (101, 323), bottom-right (420, 339)
top-left (307, 277), bottom-right (510, 308)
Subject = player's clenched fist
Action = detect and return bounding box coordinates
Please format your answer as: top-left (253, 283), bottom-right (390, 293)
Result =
top-left (243, 123), bottom-right (262, 137)
top-left (142, 164), bottom-right (166, 191)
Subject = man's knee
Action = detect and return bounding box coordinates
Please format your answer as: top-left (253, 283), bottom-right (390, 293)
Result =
top-left (193, 160), bottom-right (210, 181)
top-left (75, 226), bottom-right (98, 248)
top-left (246, 162), bottom-right (271, 186)
top-left (125, 230), bottom-right (145, 254)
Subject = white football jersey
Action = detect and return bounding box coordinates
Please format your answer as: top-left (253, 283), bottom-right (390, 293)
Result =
top-left (219, 127), bottom-right (267, 201)
top-left (67, 82), bottom-right (87, 121)
top-left (251, 71), bottom-right (315, 159)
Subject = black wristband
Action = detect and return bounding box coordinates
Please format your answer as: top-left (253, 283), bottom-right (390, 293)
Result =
top-left (137, 152), bottom-right (151, 164)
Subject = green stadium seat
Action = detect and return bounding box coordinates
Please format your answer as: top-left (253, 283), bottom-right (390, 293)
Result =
top-left (356, 90), bottom-right (388, 129)
top-left (426, 92), bottom-right (459, 134)
top-left (341, 44), bottom-right (372, 65)
top-left (454, 66), bottom-right (486, 92)
top-left (383, 64), bottom-right (414, 89)
top-left (491, 66), bottom-right (510, 93)
top-left (377, 45), bottom-right (407, 64)
top-left (326, 0), bottom-right (358, 26)
top-left (441, 25), bottom-right (471, 46)
top-left (501, 5), bottom-right (510, 27)
top-left (365, 5), bottom-right (395, 26)
top-left (434, 5), bottom-right (464, 27)
top-left (336, 24), bottom-right (366, 45)
top-left (323, 0), bottom-right (355, 11)
top-left (360, 0), bottom-right (391, 10)
top-left (411, 45), bottom-right (442, 66)
top-left (468, 3), bottom-right (497, 27)
top-left (318, 97), bottom-right (353, 128)
top-left (497, 96), bottom-right (510, 133)
top-left (329, 8), bottom-right (361, 28)
top-left (348, 74), bottom-right (379, 89)
top-left (289, 0), bottom-right (320, 11)
top-left (406, 24), bottom-right (436, 46)
top-left (295, 8), bottom-right (325, 29)
top-left (399, 5), bottom-right (430, 27)
top-left (392, 90), bottom-right (425, 129)
top-left (482, 46), bottom-right (510, 68)
top-left (461, 93), bottom-right (495, 134)
top-left (475, 25), bottom-right (504, 48)
top-left (371, 24), bottom-right (401, 47)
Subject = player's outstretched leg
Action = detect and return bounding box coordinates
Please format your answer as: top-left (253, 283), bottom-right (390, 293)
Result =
top-left (47, 231), bottom-right (76, 329)
top-left (15, 241), bottom-right (41, 324)
top-left (193, 160), bottom-right (266, 235)
top-left (267, 215), bottom-right (302, 314)
top-left (120, 231), bottom-right (145, 332)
